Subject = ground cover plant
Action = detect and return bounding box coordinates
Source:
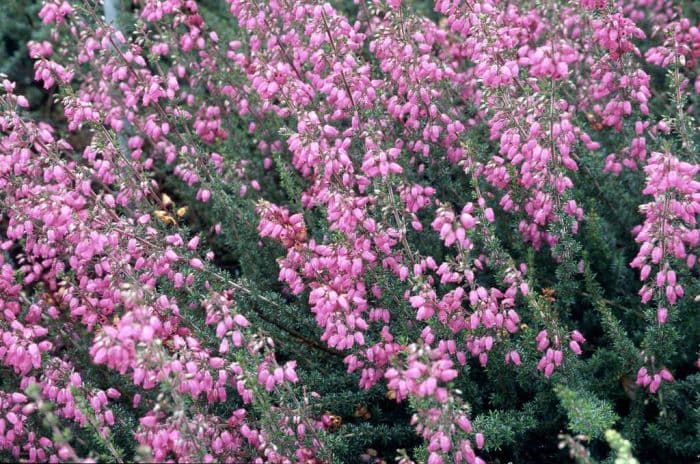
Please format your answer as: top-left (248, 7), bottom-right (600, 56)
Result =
top-left (0, 0), bottom-right (698, 462)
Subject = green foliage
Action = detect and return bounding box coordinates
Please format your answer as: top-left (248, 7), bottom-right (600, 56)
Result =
top-left (472, 408), bottom-right (538, 452)
top-left (0, 0), bottom-right (41, 83)
top-left (556, 386), bottom-right (619, 440)
top-left (605, 429), bottom-right (639, 464)
top-left (0, 0), bottom-right (46, 107)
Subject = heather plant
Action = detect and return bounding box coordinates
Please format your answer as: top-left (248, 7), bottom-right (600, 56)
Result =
top-left (0, 0), bottom-right (698, 463)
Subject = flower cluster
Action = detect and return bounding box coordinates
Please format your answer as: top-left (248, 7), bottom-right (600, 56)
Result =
top-left (0, 0), bottom-right (698, 462)
top-left (631, 152), bottom-right (699, 307)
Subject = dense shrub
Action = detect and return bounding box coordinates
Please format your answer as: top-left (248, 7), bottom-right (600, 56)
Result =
top-left (0, 0), bottom-right (698, 462)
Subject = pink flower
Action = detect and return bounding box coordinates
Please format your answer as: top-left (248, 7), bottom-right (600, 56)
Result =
top-left (475, 433), bottom-right (485, 449)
